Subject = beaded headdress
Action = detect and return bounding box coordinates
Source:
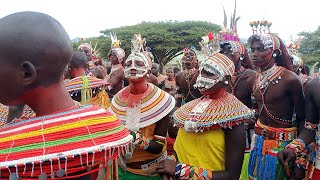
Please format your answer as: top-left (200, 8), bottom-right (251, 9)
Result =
top-left (194, 52), bottom-right (235, 91)
top-left (124, 34), bottom-right (152, 79)
top-left (108, 32), bottom-right (125, 62)
top-left (78, 42), bottom-right (93, 54)
top-left (182, 47), bottom-right (198, 64)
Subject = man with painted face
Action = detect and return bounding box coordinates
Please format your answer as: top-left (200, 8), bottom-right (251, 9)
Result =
top-left (175, 48), bottom-right (202, 107)
top-left (247, 33), bottom-right (306, 180)
top-left (109, 34), bottom-right (175, 179)
top-left (151, 63), bottom-right (167, 89)
top-left (106, 33), bottom-right (126, 99)
top-left (156, 52), bottom-right (254, 179)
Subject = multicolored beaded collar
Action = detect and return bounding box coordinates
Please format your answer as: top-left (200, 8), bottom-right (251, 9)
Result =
top-left (173, 93), bottom-right (254, 133)
top-left (65, 76), bottom-right (108, 93)
top-left (110, 83), bottom-right (175, 130)
top-left (65, 76), bottom-right (109, 104)
top-left (0, 104), bottom-right (35, 127)
top-left (0, 105), bottom-right (132, 179)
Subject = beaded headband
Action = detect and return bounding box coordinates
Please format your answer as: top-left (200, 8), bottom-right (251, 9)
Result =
top-left (203, 53), bottom-right (235, 77)
top-left (248, 33), bottom-right (280, 50)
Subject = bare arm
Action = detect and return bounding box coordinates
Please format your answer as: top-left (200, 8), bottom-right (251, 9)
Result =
top-left (296, 80), bottom-right (317, 145)
top-left (288, 76), bottom-right (306, 133)
top-left (175, 74), bottom-right (183, 107)
top-left (107, 69), bottom-right (124, 88)
top-left (212, 124), bottom-right (246, 179)
top-left (145, 115), bottom-right (170, 154)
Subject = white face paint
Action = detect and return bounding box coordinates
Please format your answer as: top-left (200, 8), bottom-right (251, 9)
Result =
top-left (194, 62), bottom-right (224, 92)
top-left (124, 52), bottom-right (150, 79)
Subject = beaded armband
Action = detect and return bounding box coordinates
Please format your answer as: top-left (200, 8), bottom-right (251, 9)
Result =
top-left (154, 135), bottom-right (166, 146)
top-left (294, 151), bottom-right (308, 170)
top-left (305, 121), bottom-right (318, 131)
top-left (166, 155), bottom-right (177, 162)
top-left (130, 131), bottom-right (150, 150)
top-left (130, 131), bottom-right (141, 145)
top-left (285, 139), bottom-right (306, 156)
top-left (175, 163), bottom-right (213, 180)
top-left (139, 136), bottom-right (150, 150)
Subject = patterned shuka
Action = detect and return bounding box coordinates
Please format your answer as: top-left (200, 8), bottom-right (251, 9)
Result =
top-left (0, 105), bottom-right (132, 179)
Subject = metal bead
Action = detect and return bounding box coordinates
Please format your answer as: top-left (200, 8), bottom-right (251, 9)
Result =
top-left (56, 169), bottom-right (65, 177)
top-left (9, 174), bottom-right (18, 180)
top-left (38, 173), bottom-right (47, 180)
top-left (107, 160), bottom-right (113, 166)
top-left (51, 172), bottom-right (55, 179)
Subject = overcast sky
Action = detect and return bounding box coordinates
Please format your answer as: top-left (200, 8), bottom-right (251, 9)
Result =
top-left (0, 0), bottom-right (318, 43)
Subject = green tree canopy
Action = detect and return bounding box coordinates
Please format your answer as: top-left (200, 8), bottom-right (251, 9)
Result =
top-left (74, 21), bottom-right (221, 66)
top-left (298, 26), bottom-right (320, 67)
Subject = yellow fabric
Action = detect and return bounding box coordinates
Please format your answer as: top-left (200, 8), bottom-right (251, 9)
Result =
top-left (90, 89), bottom-right (110, 109)
top-left (174, 128), bottom-right (225, 171)
top-left (126, 123), bottom-right (167, 176)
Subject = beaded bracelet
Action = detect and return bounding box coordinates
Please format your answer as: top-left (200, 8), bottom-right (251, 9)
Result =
top-left (175, 163), bottom-right (212, 179)
top-left (305, 121), bottom-right (318, 131)
top-left (139, 136), bottom-right (150, 150)
top-left (130, 131), bottom-right (141, 146)
top-left (285, 138), bottom-right (306, 156)
top-left (294, 152), bottom-right (308, 170)
top-left (154, 135), bottom-right (166, 146)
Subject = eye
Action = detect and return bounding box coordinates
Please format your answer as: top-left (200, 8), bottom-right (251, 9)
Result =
top-left (125, 60), bottom-right (132, 67)
top-left (257, 47), bottom-right (265, 52)
top-left (135, 61), bottom-right (145, 67)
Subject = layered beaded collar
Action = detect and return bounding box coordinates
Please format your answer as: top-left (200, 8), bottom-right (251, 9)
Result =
top-left (173, 93), bottom-right (254, 133)
top-left (110, 83), bottom-right (175, 130)
top-left (257, 65), bottom-right (284, 89)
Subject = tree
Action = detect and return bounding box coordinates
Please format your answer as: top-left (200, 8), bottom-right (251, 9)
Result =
top-left (74, 21), bottom-right (221, 66)
top-left (298, 26), bottom-right (320, 67)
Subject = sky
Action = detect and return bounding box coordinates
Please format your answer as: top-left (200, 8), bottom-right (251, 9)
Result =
top-left (0, 0), bottom-right (318, 43)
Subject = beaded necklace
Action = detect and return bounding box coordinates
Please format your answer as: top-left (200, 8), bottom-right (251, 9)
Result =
top-left (182, 69), bottom-right (199, 100)
top-left (173, 93), bottom-right (254, 132)
top-left (252, 65), bottom-right (292, 125)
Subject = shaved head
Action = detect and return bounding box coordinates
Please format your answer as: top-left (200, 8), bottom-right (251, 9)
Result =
top-left (0, 11), bottom-right (72, 104)
top-left (69, 51), bottom-right (88, 69)
top-left (0, 11), bottom-right (72, 86)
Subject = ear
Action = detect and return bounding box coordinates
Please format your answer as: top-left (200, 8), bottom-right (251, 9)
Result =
top-left (225, 75), bottom-right (232, 81)
top-left (20, 61), bottom-right (37, 87)
top-left (273, 49), bottom-right (281, 56)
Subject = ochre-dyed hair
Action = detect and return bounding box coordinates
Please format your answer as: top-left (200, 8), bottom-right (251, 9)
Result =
top-left (242, 48), bottom-right (253, 69)
top-left (275, 36), bottom-right (293, 71)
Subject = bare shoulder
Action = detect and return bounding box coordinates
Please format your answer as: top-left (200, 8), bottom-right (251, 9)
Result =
top-left (282, 69), bottom-right (300, 83)
top-left (175, 72), bottom-right (183, 79)
top-left (305, 77), bottom-right (318, 95)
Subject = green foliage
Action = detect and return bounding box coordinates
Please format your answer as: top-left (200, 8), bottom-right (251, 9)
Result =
top-left (73, 21), bottom-right (221, 66)
top-left (298, 26), bottom-right (320, 67)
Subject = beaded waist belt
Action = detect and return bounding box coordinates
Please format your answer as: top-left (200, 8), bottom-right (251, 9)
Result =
top-left (254, 125), bottom-right (297, 141)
